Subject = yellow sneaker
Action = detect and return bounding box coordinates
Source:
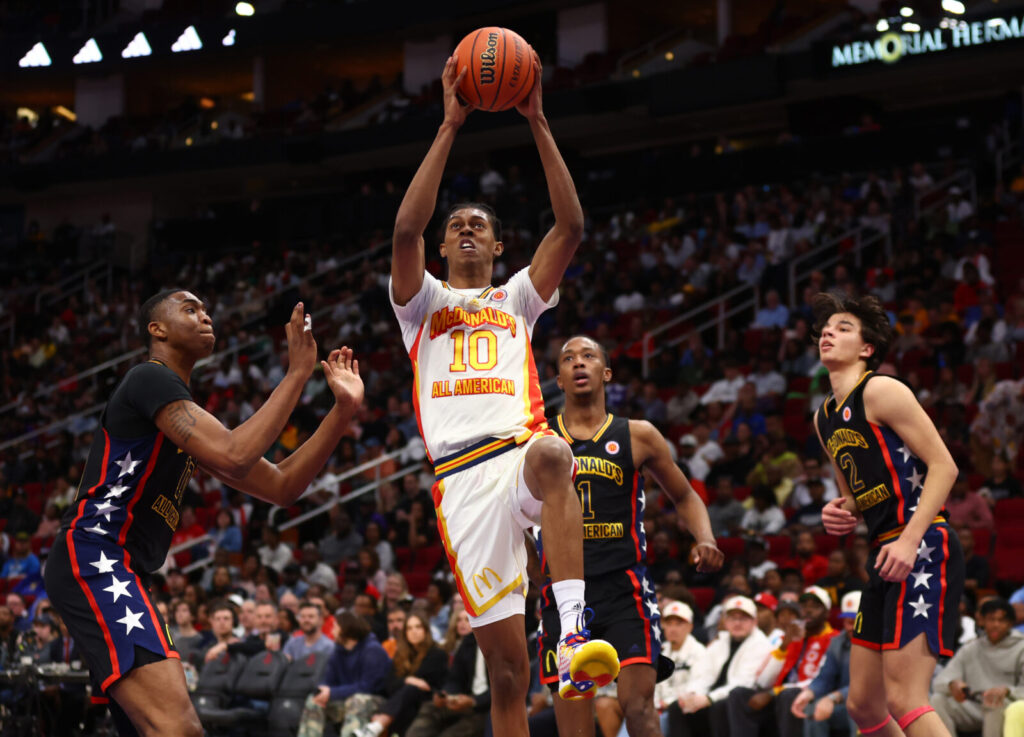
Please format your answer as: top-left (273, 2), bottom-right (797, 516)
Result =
top-left (556, 609), bottom-right (619, 701)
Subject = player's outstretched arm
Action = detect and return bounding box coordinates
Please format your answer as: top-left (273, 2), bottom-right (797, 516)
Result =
top-left (155, 302), bottom-right (316, 479)
top-left (630, 420), bottom-right (724, 573)
top-left (392, 56), bottom-right (473, 305)
top-left (866, 376), bottom-right (958, 581)
top-left (519, 52), bottom-right (584, 302)
top-left (813, 408), bottom-right (861, 536)
top-left (207, 347), bottom-right (364, 507)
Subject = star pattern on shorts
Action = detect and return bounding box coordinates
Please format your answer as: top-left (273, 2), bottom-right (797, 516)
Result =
top-left (908, 595), bottom-right (932, 619)
top-left (116, 607), bottom-right (144, 635)
top-left (93, 500), bottom-right (115, 521)
top-left (105, 483), bottom-right (130, 499)
top-left (897, 445), bottom-right (914, 464)
top-left (905, 468), bottom-right (925, 493)
top-left (104, 576), bottom-right (132, 603)
top-left (916, 541), bottom-right (935, 563)
top-left (84, 523), bottom-right (108, 537)
top-left (910, 569), bottom-right (933, 589)
top-left (90, 551), bottom-right (117, 574)
top-left (114, 452), bottom-right (141, 479)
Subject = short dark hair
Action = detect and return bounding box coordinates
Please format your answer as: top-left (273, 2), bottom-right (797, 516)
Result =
top-left (336, 610), bottom-right (371, 642)
top-left (980, 597), bottom-right (1015, 622)
top-left (138, 287), bottom-right (188, 348)
top-left (562, 335), bottom-right (610, 366)
top-left (810, 291), bottom-right (893, 371)
top-left (444, 202), bottom-right (502, 242)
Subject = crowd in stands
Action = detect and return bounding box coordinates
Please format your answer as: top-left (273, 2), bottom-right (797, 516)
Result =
top-left (1, 130), bottom-right (1024, 736)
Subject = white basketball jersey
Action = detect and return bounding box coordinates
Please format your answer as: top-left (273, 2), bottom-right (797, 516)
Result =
top-left (390, 268), bottom-right (556, 462)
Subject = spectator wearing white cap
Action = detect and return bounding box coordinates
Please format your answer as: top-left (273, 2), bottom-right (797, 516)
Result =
top-left (788, 590), bottom-right (860, 737)
top-left (726, 586), bottom-right (839, 736)
top-left (669, 596), bottom-right (771, 737)
top-left (678, 434), bottom-right (710, 482)
top-left (654, 601), bottom-right (705, 734)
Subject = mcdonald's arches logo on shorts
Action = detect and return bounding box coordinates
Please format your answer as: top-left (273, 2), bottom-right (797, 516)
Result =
top-left (472, 567), bottom-right (503, 597)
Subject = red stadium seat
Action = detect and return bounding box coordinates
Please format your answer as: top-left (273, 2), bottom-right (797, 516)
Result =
top-left (788, 376), bottom-right (811, 395)
top-left (689, 586), bottom-right (715, 614)
top-left (394, 546), bottom-right (413, 571)
top-left (970, 527), bottom-right (993, 556)
top-left (410, 545), bottom-right (445, 572)
top-left (995, 499), bottom-right (1024, 523)
top-left (813, 533), bottom-right (839, 556)
top-left (993, 549), bottom-right (1024, 583)
top-left (715, 536), bottom-right (746, 560)
top-left (765, 535), bottom-right (791, 559)
top-left (404, 571), bottom-right (432, 597)
top-left (733, 485), bottom-right (751, 502)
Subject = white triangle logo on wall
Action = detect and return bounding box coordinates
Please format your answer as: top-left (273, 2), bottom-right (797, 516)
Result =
top-left (172, 25), bottom-right (203, 53)
top-left (73, 38), bottom-right (103, 65)
top-left (18, 42), bottom-right (52, 68)
top-left (121, 32), bottom-right (152, 59)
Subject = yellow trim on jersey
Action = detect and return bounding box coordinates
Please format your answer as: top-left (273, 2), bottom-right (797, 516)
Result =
top-left (825, 370), bottom-right (873, 417)
top-left (554, 413), bottom-right (614, 444)
top-left (434, 437), bottom-right (517, 476)
top-left (435, 484), bottom-right (524, 617)
top-left (876, 517), bottom-right (945, 543)
top-left (440, 282), bottom-right (496, 300)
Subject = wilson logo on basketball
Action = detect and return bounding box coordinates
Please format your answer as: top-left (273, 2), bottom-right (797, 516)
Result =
top-left (479, 32), bottom-right (499, 84)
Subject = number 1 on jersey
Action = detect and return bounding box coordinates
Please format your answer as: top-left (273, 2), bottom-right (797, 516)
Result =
top-left (449, 329), bottom-right (498, 372)
top-left (577, 480), bottom-right (595, 520)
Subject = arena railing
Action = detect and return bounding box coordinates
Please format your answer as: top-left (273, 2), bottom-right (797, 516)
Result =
top-left (34, 260), bottom-right (113, 314)
top-left (913, 170), bottom-right (977, 220)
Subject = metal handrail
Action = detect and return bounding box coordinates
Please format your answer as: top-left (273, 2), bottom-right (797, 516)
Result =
top-left (0, 402), bottom-right (107, 453)
top-left (913, 170), bottom-right (976, 220)
top-left (35, 260), bottom-right (113, 313)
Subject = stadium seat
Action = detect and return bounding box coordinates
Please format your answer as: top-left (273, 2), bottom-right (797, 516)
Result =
top-left (200, 650), bottom-right (288, 728)
top-left (689, 586), bottom-right (715, 614)
top-left (405, 570), bottom-right (432, 597)
top-left (715, 537), bottom-right (745, 560)
top-left (733, 485), bottom-right (751, 502)
top-left (192, 653), bottom-right (248, 722)
top-left (787, 376), bottom-right (811, 395)
top-left (995, 498), bottom-right (1024, 523)
top-left (813, 533), bottom-right (839, 556)
top-left (268, 651), bottom-right (329, 737)
top-left (765, 535), bottom-right (791, 559)
top-left (410, 545), bottom-right (445, 572)
top-left (992, 549), bottom-right (1024, 583)
top-left (394, 546), bottom-right (413, 571)
top-left (970, 527), bottom-right (993, 556)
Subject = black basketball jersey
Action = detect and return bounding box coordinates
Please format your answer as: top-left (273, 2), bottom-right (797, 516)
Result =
top-left (815, 371), bottom-right (945, 544)
top-left (60, 360), bottom-right (197, 573)
top-left (542, 413), bottom-right (646, 577)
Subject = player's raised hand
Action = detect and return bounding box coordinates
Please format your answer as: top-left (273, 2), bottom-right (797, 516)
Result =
top-left (322, 347), bottom-right (364, 410)
top-left (821, 497), bottom-right (857, 536)
top-left (691, 540), bottom-right (724, 572)
top-left (284, 302), bottom-right (317, 378)
top-left (515, 50), bottom-right (543, 120)
top-left (442, 56), bottom-right (474, 128)
top-left (874, 535), bottom-right (917, 582)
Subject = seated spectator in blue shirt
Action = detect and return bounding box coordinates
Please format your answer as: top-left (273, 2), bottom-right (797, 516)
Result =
top-left (1, 533), bottom-right (40, 580)
top-left (208, 508), bottom-right (243, 553)
top-left (283, 600), bottom-right (336, 661)
top-left (296, 610), bottom-right (392, 737)
top-left (752, 290), bottom-right (790, 329)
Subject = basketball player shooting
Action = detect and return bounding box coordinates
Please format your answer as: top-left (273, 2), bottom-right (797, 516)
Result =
top-left (389, 53), bottom-right (619, 737)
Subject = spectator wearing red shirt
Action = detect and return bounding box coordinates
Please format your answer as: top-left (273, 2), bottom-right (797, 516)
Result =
top-left (170, 505), bottom-right (209, 567)
top-left (782, 531), bottom-right (829, 586)
top-left (945, 474), bottom-right (994, 529)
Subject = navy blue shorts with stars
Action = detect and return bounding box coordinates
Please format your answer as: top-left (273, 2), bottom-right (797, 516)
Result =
top-left (853, 523), bottom-right (963, 657)
top-left (538, 563), bottom-right (663, 690)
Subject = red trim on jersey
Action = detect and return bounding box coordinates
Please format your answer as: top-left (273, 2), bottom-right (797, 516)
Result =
top-left (433, 480), bottom-right (476, 617)
top-left (851, 636), bottom-right (881, 650)
top-left (869, 422), bottom-right (905, 526)
top-left (90, 695), bottom-right (110, 705)
top-left (629, 473), bottom-right (642, 565)
top-left (118, 433), bottom-right (164, 547)
top-left (523, 326), bottom-right (547, 431)
top-left (938, 526), bottom-right (951, 656)
top-left (883, 580), bottom-right (908, 651)
top-left (66, 432), bottom-right (121, 688)
top-left (408, 323), bottom-right (431, 464)
top-left (122, 548), bottom-right (175, 658)
top-left (70, 429), bottom-right (112, 530)
top-left (625, 569), bottom-right (652, 661)
top-left (67, 530), bottom-right (122, 690)
top-left (620, 656), bottom-right (652, 667)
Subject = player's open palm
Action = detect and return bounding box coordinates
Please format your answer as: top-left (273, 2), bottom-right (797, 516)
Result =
top-left (822, 497), bottom-right (857, 536)
top-left (875, 536), bottom-right (916, 582)
top-left (515, 50), bottom-right (543, 120)
top-left (442, 56), bottom-right (474, 127)
top-left (284, 302), bottom-right (317, 378)
top-left (323, 347), bottom-right (364, 410)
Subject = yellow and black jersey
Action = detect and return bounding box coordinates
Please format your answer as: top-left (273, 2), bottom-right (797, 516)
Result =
top-left (539, 413), bottom-right (645, 577)
top-left (815, 371), bottom-right (947, 544)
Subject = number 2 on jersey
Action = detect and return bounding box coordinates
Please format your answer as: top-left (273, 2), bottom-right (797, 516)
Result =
top-left (838, 452), bottom-right (865, 492)
top-left (449, 329), bottom-right (498, 371)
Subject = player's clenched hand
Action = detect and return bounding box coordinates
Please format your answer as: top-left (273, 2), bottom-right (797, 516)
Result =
top-left (284, 302), bottom-right (317, 378)
top-left (821, 497), bottom-right (857, 536)
top-left (442, 56), bottom-right (474, 128)
top-left (691, 541), bottom-right (724, 572)
top-left (322, 347), bottom-right (364, 410)
top-left (874, 536), bottom-right (917, 582)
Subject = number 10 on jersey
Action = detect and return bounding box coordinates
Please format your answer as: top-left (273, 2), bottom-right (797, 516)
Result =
top-left (449, 329), bottom-right (498, 371)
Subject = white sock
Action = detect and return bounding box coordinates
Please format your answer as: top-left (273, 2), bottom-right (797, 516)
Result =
top-left (362, 723), bottom-right (383, 737)
top-left (551, 578), bottom-right (586, 637)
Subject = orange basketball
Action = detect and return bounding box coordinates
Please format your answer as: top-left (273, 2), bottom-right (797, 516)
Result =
top-left (453, 27), bottom-right (536, 112)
